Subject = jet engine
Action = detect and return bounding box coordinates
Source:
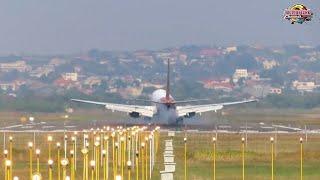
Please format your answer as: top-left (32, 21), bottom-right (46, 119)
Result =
top-left (129, 112), bottom-right (141, 118)
top-left (184, 112), bottom-right (196, 118)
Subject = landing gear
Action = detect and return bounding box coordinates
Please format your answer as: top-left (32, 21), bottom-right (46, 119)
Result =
top-left (176, 117), bottom-right (184, 125)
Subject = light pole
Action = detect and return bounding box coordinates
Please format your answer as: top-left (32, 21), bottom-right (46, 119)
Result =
top-left (135, 150), bottom-right (139, 180)
top-left (56, 142), bottom-right (61, 180)
top-left (241, 137), bottom-right (245, 180)
top-left (184, 137), bottom-right (187, 180)
top-left (70, 150), bottom-right (75, 180)
top-left (5, 159), bottom-right (11, 180)
top-left (141, 142), bottom-right (145, 180)
top-left (81, 148), bottom-right (89, 180)
top-left (148, 134), bottom-right (153, 179)
top-left (120, 136), bottom-right (125, 179)
top-left (28, 142), bottom-right (33, 180)
top-left (115, 142), bottom-right (119, 179)
top-left (270, 137), bottom-right (274, 180)
top-left (4, 149), bottom-right (8, 180)
top-left (47, 135), bottom-right (53, 160)
top-left (128, 136), bottom-right (131, 166)
top-left (94, 141), bottom-right (100, 180)
top-left (35, 149), bottom-right (41, 173)
top-left (127, 160), bottom-right (132, 180)
top-left (61, 158), bottom-right (69, 180)
top-left (9, 136), bottom-right (13, 180)
top-left (104, 136), bottom-right (109, 180)
top-left (102, 150), bottom-right (107, 180)
top-left (300, 137), bottom-right (303, 180)
top-left (212, 137), bottom-right (216, 180)
top-left (74, 131), bottom-right (78, 171)
top-left (71, 136), bottom-right (76, 173)
top-left (32, 173), bottom-right (41, 180)
top-left (90, 160), bottom-right (95, 180)
top-left (112, 132), bottom-right (116, 180)
top-left (145, 137), bottom-right (148, 180)
top-left (48, 159), bottom-right (53, 180)
top-left (64, 135), bottom-right (68, 159)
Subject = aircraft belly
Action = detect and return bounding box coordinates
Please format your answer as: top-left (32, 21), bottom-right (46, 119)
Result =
top-left (156, 105), bottom-right (178, 124)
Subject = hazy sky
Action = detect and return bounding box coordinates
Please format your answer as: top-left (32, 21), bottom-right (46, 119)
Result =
top-left (0, 0), bottom-right (319, 54)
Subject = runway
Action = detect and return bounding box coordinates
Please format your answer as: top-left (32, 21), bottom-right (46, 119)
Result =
top-left (1, 118), bottom-right (319, 134)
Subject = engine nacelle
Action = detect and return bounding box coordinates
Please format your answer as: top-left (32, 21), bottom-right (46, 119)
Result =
top-left (129, 112), bottom-right (141, 118)
top-left (184, 112), bottom-right (196, 118)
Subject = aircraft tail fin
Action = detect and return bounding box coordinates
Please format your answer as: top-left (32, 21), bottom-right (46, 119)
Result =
top-left (166, 59), bottom-right (170, 100)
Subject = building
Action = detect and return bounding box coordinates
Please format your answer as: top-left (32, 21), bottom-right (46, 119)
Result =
top-left (84, 76), bottom-right (102, 88)
top-left (62, 73), bottom-right (78, 81)
top-left (202, 79), bottom-right (233, 92)
top-left (0, 83), bottom-right (16, 91)
top-left (234, 69), bottom-right (248, 78)
top-left (0, 80), bottom-right (26, 91)
top-left (0, 61), bottom-right (30, 72)
top-left (269, 88), bottom-right (282, 94)
top-left (248, 72), bottom-right (260, 81)
top-left (292, 81), bottom-right (317, 92)
top-left (142, 82), bottom-right (164, 89)
top-left (119, 86), bottom-right (143, 98)
top-left (225, 46), bottom-right (237, 54)
top-left (263, 60), bottom-right (279, 70)
top-left (199, 48), bottom-right (221, 58)
top-left (30, 65), bottom-right (54, 78)
top-left (233, 69), bottom-right (248, 83)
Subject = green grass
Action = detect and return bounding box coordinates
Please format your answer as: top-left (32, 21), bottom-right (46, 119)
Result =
top-left (155, 133), bottom-right (320, 180)
top-left (1, 132), bottom-right (320, 179)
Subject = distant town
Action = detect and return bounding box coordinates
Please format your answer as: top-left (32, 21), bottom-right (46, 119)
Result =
top-left (0, 44), bottom-right (320, 112)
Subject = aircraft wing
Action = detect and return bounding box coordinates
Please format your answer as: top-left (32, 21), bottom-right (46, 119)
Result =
top-left (71, 99), bottom-right (156, 117)
top-left (176, 99), bottom-right (257, 117)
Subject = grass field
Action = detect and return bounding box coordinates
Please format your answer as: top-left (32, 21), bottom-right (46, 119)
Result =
top-left (0, 131), bottom-right (319, 179)
top-left (0, 108), bottom-right (320, 179)
top-left (155, 132), bottom-right (320, 180)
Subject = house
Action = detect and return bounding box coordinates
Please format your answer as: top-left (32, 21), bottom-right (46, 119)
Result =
top-left (0, 61), bottom-right (30, 72)
top-left (199, 48), bottom-right (221, 58)
top-left (224, 46), bottom-right (237, 54)
top-left (118, 86), bottom-right (143, 98)
top-left (135, 55), bottom-right (155, 64)
top-left (269, 88), bottom-right (282, 94)
top-left (62, 73), bottom-right (78, 81)
top-left (234, 69), bottom-right (248, 78)
top-left (0, 83), bottom-right (17, 91)
top-left (30, 65), bottom-right (55, 78)
top-left (233, 69), bottom-right (248, 83)
top-left (0, 80), bottom-right (26, 91)
top-left (292, 81), bottom-right (317, 92)
top-left (142, 82), bottom-right (164, 89)
top-left (263, 60), bottom-right (279, 70)
top-left (202, 79), bottom-right (234, 92)
top-left (54, 78), bottom-right (74, 88)
top-left (84, 76), bottom-right (102, 88)
top-left (248, 72), bottom-right (260, 81)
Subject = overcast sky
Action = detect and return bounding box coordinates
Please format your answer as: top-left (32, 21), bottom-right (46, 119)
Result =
top-left (0, 0), bottom-right (319, 54)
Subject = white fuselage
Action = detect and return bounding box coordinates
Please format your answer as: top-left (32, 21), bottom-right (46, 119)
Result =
top-left (151, 89), bottom-right (179, 124)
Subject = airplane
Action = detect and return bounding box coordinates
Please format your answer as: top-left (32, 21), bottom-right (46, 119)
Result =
top-left (71, 59), bottom-right (256, 125)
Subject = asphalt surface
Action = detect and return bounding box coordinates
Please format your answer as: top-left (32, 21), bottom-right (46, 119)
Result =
top-left (0, 118), bottom-right (319, 133)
